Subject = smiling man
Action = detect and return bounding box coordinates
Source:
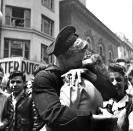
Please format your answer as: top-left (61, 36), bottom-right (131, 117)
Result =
top-left (0, 71), bottom-right (44, 131)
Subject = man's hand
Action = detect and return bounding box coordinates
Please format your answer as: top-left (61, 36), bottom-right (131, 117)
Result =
top-left (0, 121), bottom-right (4, 126)
top-left (0, 121), bottom-right (5, 130)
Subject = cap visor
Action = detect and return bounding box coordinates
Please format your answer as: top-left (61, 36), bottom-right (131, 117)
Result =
top-left (47, 42), bottom-right (55, 55)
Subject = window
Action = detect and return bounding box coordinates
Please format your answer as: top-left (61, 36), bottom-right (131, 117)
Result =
top-left (41, 44), bottom-right (54, 64)
top-left (41, 0), bottom-right (54, 10)
top-left (99, 44), bottom-right (103, 56)
top-left (41, 44), bottom-right (48, 64)
top-left (4, 39), bottom-right (30, 59)
top-left (41, 15), bottom-right (54, 36)
top-left (109, 50), bottom-right (113, 61)
top-left (86, 37), bottom-right (93, 51)
top-left (5, 6), bottom-right (31, 27)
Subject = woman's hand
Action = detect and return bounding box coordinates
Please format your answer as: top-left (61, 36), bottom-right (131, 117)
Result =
top-left (62, 68), bottom-right (88, 86)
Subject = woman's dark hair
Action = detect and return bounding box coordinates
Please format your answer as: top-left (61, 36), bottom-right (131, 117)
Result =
top-left (108, 63), bottom-right (128, 90)
top-left (108, 63), bottom-right (126, 76)
top-left (9, 71), bottom-right (26, 82)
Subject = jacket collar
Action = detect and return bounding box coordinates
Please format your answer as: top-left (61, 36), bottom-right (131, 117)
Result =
top-left (112, 95), bottom-right (129, 111)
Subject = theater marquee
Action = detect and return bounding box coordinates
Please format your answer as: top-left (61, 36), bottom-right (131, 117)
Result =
top-left (0, 57), bottom-right (44, 80)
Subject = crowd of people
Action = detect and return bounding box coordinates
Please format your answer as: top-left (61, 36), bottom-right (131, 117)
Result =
top-left (0, 25), bottom-right (133, 131)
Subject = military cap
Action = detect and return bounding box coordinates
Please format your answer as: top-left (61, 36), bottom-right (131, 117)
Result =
top-left (47, 25), bottom-right (78, 56)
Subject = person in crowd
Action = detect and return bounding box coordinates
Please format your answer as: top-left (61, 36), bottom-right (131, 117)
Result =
top-left (128, 70), bottom-right (133, 87)
top-left (126, 64), bottom-right (133, 86)
top-left (32, 25), bottom-right (117, 131)
top-left (125, 64), bottom-right (133, 99)
top-left (115, 58), bottom-right (128, 71)
top-left (25, 80), bottom-right (33, 95)
top-left (0, 66), bottom-right (4, 86)
top-left (83, 53), bottom-right (117, 101)
top-left (0, 70), bottom-right (44, 131)
top-left (1, 75), bottom-right (11, 95)
top-left (125, 64), bottom-right (133, 131)
top-left (104, 63), bottom-right (133, 131)
top-left (0, 66), bottom-right (8, 123)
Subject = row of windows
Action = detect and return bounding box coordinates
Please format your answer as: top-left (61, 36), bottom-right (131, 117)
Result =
top-left (3, 39), bottom-right (113, 64)
top-left (5, 6), bottom-right (54, 37)
top-left (86, 37), bottom-right (113, 61)
top-left (3, 38), bottom-right (113, 64)
top-left (4, 3), bottom-right (113, 63)
top-left (99, 45), bottom-right (113, 61)
top-left (4, 4), bottom-right (54, 64)
top-left (4, 38), bottom-right (54, 64)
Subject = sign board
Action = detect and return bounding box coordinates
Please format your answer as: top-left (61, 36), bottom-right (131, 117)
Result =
top-left (0, 57), bottom-right (45, 80)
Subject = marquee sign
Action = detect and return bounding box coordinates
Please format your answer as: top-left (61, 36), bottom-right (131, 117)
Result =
top-left (0, 57), bottom-right (44, 80)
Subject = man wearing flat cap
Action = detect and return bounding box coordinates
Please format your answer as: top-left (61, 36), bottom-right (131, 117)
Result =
top-left (32, 26), bottom-right (117, 131)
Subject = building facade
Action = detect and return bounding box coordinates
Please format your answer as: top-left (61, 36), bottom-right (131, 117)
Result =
top-left (0, 0), bottom-right (59, 79)
top-left (0, 0), bottom-right (132, 79)
top-left (118, 40), bottom-right (133, 61)
top-left (0, 0), bottom-right (59, 64)
top-left (60, 0), bottom-right (133, 64)
top-left (78, 0), bottom-right (86, 6)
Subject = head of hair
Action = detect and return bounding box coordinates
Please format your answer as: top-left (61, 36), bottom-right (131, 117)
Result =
top-left (108, 63), bottom-right (128, 90)
top-left (108, 63), bottom-right (126, 76)
top-left (114, 58), bottom-right (128, 64)
top-left (9, 71), bottom-right (26, 82)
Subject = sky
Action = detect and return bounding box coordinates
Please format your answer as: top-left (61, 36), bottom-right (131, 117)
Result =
top-left (86, 0), bottom-right (132, 43)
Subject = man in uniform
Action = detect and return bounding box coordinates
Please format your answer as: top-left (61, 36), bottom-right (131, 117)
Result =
top-left (33, 26), bottom-right (117, 131)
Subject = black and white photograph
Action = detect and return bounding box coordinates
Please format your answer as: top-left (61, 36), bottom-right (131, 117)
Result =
top-left (0, 0), bottom-right (132, 130)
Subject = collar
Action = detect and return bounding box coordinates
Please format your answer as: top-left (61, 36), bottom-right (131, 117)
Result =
top-left (12, 90), bottom-right (24, 102)
top-left (45, 64), bottom-right (64, 75)
top-left (112, 95), bottom-right (129, 112)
